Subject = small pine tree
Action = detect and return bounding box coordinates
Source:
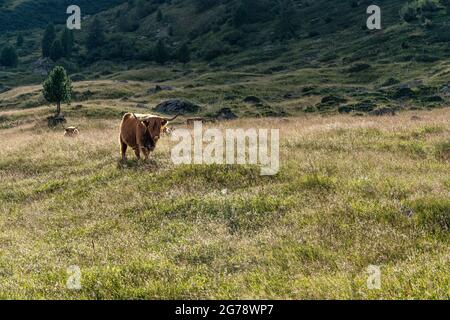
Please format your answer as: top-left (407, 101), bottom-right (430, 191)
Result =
top-left (16, 34), bottom-right (24, 47)
top-left (277, 0), bottom-right (297, 39)
top-left (61, 29), bottom-right (74, 57)
top-left (50, 40), bottom-right (64, 61)
top-left (0, 45), bottom-right (18, 67)
top-left (233, 0), bottom-right (251, 26)
top-left (43, 66), bottom-right (72, 116)
top-left (118, 11), bottom-right (139, 32)
top-left (177, 43), bottom-right (190, 64)
top-left (154, 39), bottom-right (169, 64)
top-left (42, 23), bottom-right (56, 58)
top-left (156, 9), bottom-right (163, 22)
top-left (86, 18), bottom-right (105, 51)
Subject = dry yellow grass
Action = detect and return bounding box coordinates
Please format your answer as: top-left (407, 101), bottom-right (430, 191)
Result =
top-left (0, 108), bottom-right (449, 299)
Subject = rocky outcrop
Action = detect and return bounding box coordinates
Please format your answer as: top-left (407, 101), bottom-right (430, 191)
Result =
top-left (215, 107), bottom-right (237, 120)
top-left (154, 99), bottom-right (200, 114)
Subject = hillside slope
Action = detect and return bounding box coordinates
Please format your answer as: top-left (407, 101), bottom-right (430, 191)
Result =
top-left (0, 0), bottom-right (127, 30)
top-left (0, 0), bottom-right (450, 118)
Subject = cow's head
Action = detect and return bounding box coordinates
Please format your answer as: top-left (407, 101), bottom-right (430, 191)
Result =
top-left (142, 114), bottom-right (179, 144)
top-left (134, 116), bottom-right (156, 152)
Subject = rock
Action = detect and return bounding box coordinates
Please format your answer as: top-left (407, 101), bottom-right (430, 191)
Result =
top-left (261, 109), bottom-right (288, 117)
top-left (71, 74), bottom-right (85, 82)
top-left (136, 103), bottom-right (147, 108)
top-left (243, 96), bottom-right (262, 104)
top-left (440, 85), bottom-right (450, 96)
top-left (394, 79), bottom-right (423, 90)
top-left (369, 107), bottom-right (397, 116)
top-left (154, 99), bottom-right (200, 114)
top-left (338, 102), bottom-right (377, 113)
top-left (401, 207), bottom-right (414, 218)
top-left (224, 93), bottom-right (235, 100)
top-left (348, 63), bottom-right (371, 73)
top-left (381, 77), bottom-right (400, 87)
top-left (148, 85), bottom-right (175, 94)
top-left (215, 108), bottom-right (237, 120)
top-left (393, 87), bottom-right (416, 99)
top-left (32, 58), bottom-right (53, 76)
top-left (422, 95), bottom-right (443, 103)
top-left (321, 95), bottom-right (347, 105)
top-left (0, 84), bottom-right (11, 94)
top-left (406, 79), bottom-right (423, 88)
top-left (47, 115), bottom-right (66, 127)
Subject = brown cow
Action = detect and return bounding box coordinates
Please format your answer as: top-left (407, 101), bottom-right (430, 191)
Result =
top-left (119, 113), bottom-right (179, 161)
top-left (64, 127), bottom-right (79, 137)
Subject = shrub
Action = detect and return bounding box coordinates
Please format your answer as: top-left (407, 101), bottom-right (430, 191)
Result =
top-left (176, 43), bottom-right (190, 64)
top-left (382, 77), bottom-right (401, 87)
top-left (86, 18), bottom-right (105, 51)
top-left (43, 66), bottom-right (72, 116)
top-left (201, 41), bottom-right (230, 61)
top-left (392, 87), bottom-right (416, 99)
top-left (195, 0), bottom-right (218, 12)
top-left (419, 0), bottom-right (439, 13)
top-left (0, 45), bottom-right (18, 67)
top-left (400, 2), bottom-right (419, 22)
top-left (348, 63), bottom-right (371, 73)
top-left (50, 40), bottom-right (64, 61)
top-left (435, 140), bottom-right (450, 161)
top-left (154, 39), bottom-right (169, 64)
top-left (411, 198), bottom-right (450, 233)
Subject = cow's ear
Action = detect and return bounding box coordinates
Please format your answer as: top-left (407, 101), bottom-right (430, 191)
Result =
top-left (161, 119), bottom-right (168, 127)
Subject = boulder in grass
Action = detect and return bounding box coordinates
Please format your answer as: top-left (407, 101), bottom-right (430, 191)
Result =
top-left (369, 107), bottom-right (397, 116)
top-left (154, 99), bottom-right (200, 114)
top-left (215, 108), bottom-right (237, 120)
top-left (440, 85), bottom-right (450, 96)
top-left (243, 96), bottom-right (262, 104)
top-left (148, 85), bottom-right (175, 94)
top-left (47, 114), bottom-right (66, 127)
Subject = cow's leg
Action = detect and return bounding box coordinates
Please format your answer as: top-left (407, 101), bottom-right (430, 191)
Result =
top-left (120, 139), bottom-right (128, 161)
top-left (143, 149), bottom-right (150, 162)
top-left (134, 148), bottom-right (141, 160)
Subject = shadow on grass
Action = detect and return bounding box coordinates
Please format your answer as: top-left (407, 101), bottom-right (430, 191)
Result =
top-left (116, 158), bottom-right (159, 171)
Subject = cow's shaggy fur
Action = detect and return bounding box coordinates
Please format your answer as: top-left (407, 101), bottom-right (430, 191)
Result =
top-left (119, 113), bottom-right (178, 161)
top-left (64, 127), bottom-right (79, 137)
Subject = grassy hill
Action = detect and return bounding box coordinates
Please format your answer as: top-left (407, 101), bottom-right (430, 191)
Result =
top-left (0, 0), bottom-right (127, 30)
top-left (1, 0), bottom-right (450, 118)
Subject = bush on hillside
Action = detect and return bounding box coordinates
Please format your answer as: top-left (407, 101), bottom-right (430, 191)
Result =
top-left (195, 0), bottom-right (218, 12)
top-left (41, 23), bottom-right (56, 58)
top-left (400, 2), bottom-right (419, 22)
top-left (0, 45), bottom-right (18, 67)
top-left (50, 40), bottom-right (64, 61)
top-left (86, 18), bottom-right (105, 51)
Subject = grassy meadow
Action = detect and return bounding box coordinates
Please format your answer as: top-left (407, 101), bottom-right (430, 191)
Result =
top-left (0, 103), bottom-right (449, 299)
top-left (1, 0), bottom-right (450, 300)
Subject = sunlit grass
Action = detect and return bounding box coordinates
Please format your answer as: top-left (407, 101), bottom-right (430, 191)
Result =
top-left (0, 109), bottom-right (449, 299)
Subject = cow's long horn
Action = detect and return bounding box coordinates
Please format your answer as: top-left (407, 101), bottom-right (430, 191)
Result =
top-left (164, 114), bottom-right (180, 122)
